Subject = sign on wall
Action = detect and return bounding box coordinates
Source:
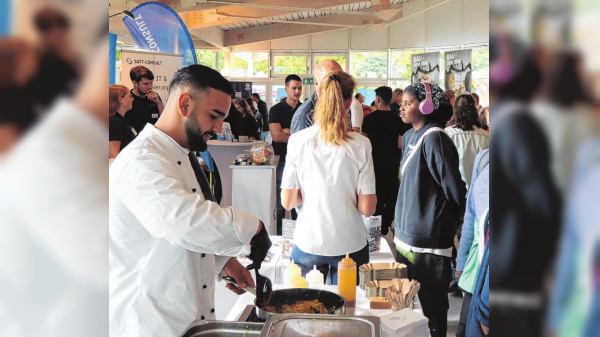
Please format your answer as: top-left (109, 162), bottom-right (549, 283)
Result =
top-left (444, 49), bottom-right (472, 93)
top-left (120, 50), bottom-right (182, 100)
top-left (231, 82), bottom-right (252, 98)
top-left (411, 52), bottom-right (440, 85)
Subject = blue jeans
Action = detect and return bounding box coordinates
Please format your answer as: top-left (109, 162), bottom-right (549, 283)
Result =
top-left (290, 243), bottom-right (370, 285)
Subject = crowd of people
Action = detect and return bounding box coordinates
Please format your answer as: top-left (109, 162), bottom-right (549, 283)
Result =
top-left (107, 57), bottom-right (493, 336)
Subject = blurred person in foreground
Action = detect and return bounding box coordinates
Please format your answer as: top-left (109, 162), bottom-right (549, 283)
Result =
top-left (280, 71), bottom-right (376, 282)
top-left (546, 138), bottom-right (600, 337)
top-left (0, 36), bottom-right (108, 337)
top-left (109, 85), bottom-right (136, 160)
top-left (0, 38), bottom-right (38, 154)
top-left (489, 33), bottom-right (561, 337)
top-left (109, 65), bottom-right (271, 337)
top-left (26, 7), bottom-right (81, 116)
top-left (530, 52), bottom-right (600, 195)
top-left (394, 82), bottom-right (466, 337)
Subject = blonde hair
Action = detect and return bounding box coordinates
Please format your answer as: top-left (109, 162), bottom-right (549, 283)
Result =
top-left (314, 70), bottom-right (356, 145)
top-left (234, 98), bottom-right (253, 117)
top-left (109, 84), bottom-right (130, 117)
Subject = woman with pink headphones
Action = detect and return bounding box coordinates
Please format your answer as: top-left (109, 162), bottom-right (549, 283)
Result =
top-left (393, 82), bottom-right (467, 337)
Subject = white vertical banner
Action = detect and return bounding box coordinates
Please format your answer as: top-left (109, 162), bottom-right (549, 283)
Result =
top-left (120, 50), bottom-right (183, 100)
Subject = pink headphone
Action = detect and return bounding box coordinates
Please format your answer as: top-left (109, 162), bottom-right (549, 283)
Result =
top-left (419, 82), bottom-right (434, 114)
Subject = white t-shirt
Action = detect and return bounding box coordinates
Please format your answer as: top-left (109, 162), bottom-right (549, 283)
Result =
top-left (350, 97), bottom-right (364, 132)
top-left (281, 125), bottom-right (376, 256)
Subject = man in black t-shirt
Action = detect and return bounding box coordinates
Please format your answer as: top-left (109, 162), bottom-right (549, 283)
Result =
top-left (362, 86), bottom-right (403, 235)
top-left (124, 66), bottom-right (165, 133)
top-left (269, 74), bottom-right (303, 234)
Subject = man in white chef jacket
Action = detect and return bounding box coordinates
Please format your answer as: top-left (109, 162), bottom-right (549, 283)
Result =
top-left (109, 65), bottom-right (271, 337)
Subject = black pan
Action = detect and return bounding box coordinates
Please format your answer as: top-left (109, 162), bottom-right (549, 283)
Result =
top-left (223, 276), bottom-right (345, 321)
top-left (255, 288), bottom-right (345, 320)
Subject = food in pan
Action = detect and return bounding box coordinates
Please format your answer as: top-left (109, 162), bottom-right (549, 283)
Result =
top-left (263, 299), bottom-right (328, 314)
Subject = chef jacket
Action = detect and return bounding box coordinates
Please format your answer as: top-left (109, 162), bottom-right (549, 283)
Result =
top-left (109, 124), bottom-right (260, 337)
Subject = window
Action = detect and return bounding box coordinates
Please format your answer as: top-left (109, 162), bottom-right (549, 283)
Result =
top-left (195, 49), bottom-right (224, 71)
top-left (388, 80), bottom-right (412, 91)
top-left (230, 52), bottom-right (269, 77)
top-left (252, 84), bottom-right (266, 102)
top-left (271, 85), bottom-right (286, 106)
top-left (390, 49), bottom-right (424, 79)
top-left (314, 54), bottom-right (347, 71)
top-left (272, 54), bottom-right (307, 76)
top-left (471, 49), bottom-right (490, 107)
top-left (351, 51), bottom-right (387, 79)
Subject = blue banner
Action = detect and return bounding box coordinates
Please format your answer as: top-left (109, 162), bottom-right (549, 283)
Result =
top-left (0, 0), bottom-right (11, 36)
top-left (109, 33), bottom-right (117, 85)
top-left (123, 1), bottom-right (197, 67)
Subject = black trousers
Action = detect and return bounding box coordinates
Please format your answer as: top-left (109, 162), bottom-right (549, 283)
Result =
top-left (276, 160), bottom-right (296, 235)
top-left (396, 246), bottom-right (452, 337)
top-left (374, 173), bottom-right (399, 235)
top-left (456, 291), bottom-right (472, 337)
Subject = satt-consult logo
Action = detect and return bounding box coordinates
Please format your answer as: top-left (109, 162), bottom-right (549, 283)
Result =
top-left (126, 58), bottom-right (133, 64)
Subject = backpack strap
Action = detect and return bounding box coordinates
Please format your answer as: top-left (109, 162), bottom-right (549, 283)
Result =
top-left (477, 150), bottom-right (490, 176)
top-left (400, 127), bottom-right (445, 177)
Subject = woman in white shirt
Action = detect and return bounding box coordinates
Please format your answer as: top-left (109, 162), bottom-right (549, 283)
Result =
top-left (444, 94), bottom-right (489, 189)
top-left (281, 70), bottom-right (377, 284)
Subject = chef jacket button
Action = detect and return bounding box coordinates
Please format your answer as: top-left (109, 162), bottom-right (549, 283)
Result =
top-left (201, 315), bottom-right (205, 320)
top-left (201, 253), bottom-right (206, 257)
top-left (203, 284), bottom-right (207, 289)
top-left (211, 308), bottom-right (215, 313)
top-left (192, 188), bottom-right (197, 192)
top-left (177, 161), bottom-right (182, 165)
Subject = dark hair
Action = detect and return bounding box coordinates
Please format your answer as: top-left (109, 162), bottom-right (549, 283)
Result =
top-left (245, 97), bottom-right (257, 113)
top-left (480, 107), bottom-right (489, 130)
top-left (537, 52), bottom-right (590, 107)
top-left (130, 65), bottom-right (154, 83)
top-left (251, 93), bottom-right (261, 100)
top-left (424, 104), bottom-right (453, 128)
top-left (169, 64), bottom-right (234, 97)
top-left (447, 94), bottom-right (482, 131)
top-left (285, 74), bottom-right (302, 86)
top-left (354, 93), bottom-right (362, 99)
top-left (370, 101), bottom-right (376, 107)
top-left (234, 98), bottom-right (254, 117)
top-left (470, 92), bottom-right (480, 104)
top-left (374, 86), bottom-right (393, 105)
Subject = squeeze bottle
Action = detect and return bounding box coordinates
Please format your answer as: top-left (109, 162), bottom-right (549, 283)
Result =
top-left (337, 252), bottom-right (357, 311)
top-left (306, 265), bottom-right (325, 289)
top-left (290, 275), bottom-right (308, 288)
top-left (284, 260), bottom-right (302, 288)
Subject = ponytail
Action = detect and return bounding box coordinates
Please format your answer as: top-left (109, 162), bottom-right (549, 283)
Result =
top-left (314, 71), bottom-right (356, 145)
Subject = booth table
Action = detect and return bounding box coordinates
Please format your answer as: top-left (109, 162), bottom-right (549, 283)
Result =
top-left (230, 156), bottom-right (279, 235)
top-left (215, 237), bottom-right (406, 320)
top-left (207, 140), bottom-right (255, 207)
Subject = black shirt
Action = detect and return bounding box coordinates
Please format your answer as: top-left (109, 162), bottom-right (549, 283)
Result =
top-left (124, 89), bottom-right (162, 133)
top-left (224, 103), bottom-right (242, 138)
top-left (268, 99), bottom-right (300, 162)
top-left (394, 123), bottom-right (466, 249)
top-left (362, 110), bottom-right (402, 181)
top-left (239, 113), bottom-right (259, 139)
top-left (389, 102), bottom-right (413, 136)
top-left (257, 100), bottom-right (269, 132)
top-left (109, 114), bottom-right (137, 151)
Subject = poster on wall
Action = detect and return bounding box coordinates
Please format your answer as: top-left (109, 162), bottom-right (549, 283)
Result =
top-left (444, 49), bottom-right (472, 94)
top-left (411, 52), bottom-right (440, 85)
top-left (231, 82), bottom-right (252, 98)
top-left (120, 50), bottom-right (182, 100)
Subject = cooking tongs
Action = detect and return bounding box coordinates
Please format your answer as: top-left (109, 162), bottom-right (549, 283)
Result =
top-left (221, 267), bottom-right (272, 306)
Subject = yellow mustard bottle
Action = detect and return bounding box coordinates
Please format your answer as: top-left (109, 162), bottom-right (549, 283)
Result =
top-left (337, 252), bottom-right (357, 311)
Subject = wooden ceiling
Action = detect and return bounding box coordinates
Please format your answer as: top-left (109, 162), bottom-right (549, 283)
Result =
top-left (109, 0), bottom-right (441, 48)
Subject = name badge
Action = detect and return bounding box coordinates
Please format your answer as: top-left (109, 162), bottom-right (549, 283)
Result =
top-left (152, 113), bottom-right (159, 119)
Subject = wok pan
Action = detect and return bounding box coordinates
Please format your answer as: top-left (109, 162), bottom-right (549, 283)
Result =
top-left (223, 277), bottom-right (345, 321)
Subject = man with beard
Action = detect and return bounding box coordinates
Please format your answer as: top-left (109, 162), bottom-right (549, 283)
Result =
top-left (124, 65), bottom-right (165, 133)
top-left (109, 65), bottom-right (272, 337)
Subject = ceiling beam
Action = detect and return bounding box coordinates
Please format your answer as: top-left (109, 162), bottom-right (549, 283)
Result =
top-left (223, 14), bottom-right (383, 46)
